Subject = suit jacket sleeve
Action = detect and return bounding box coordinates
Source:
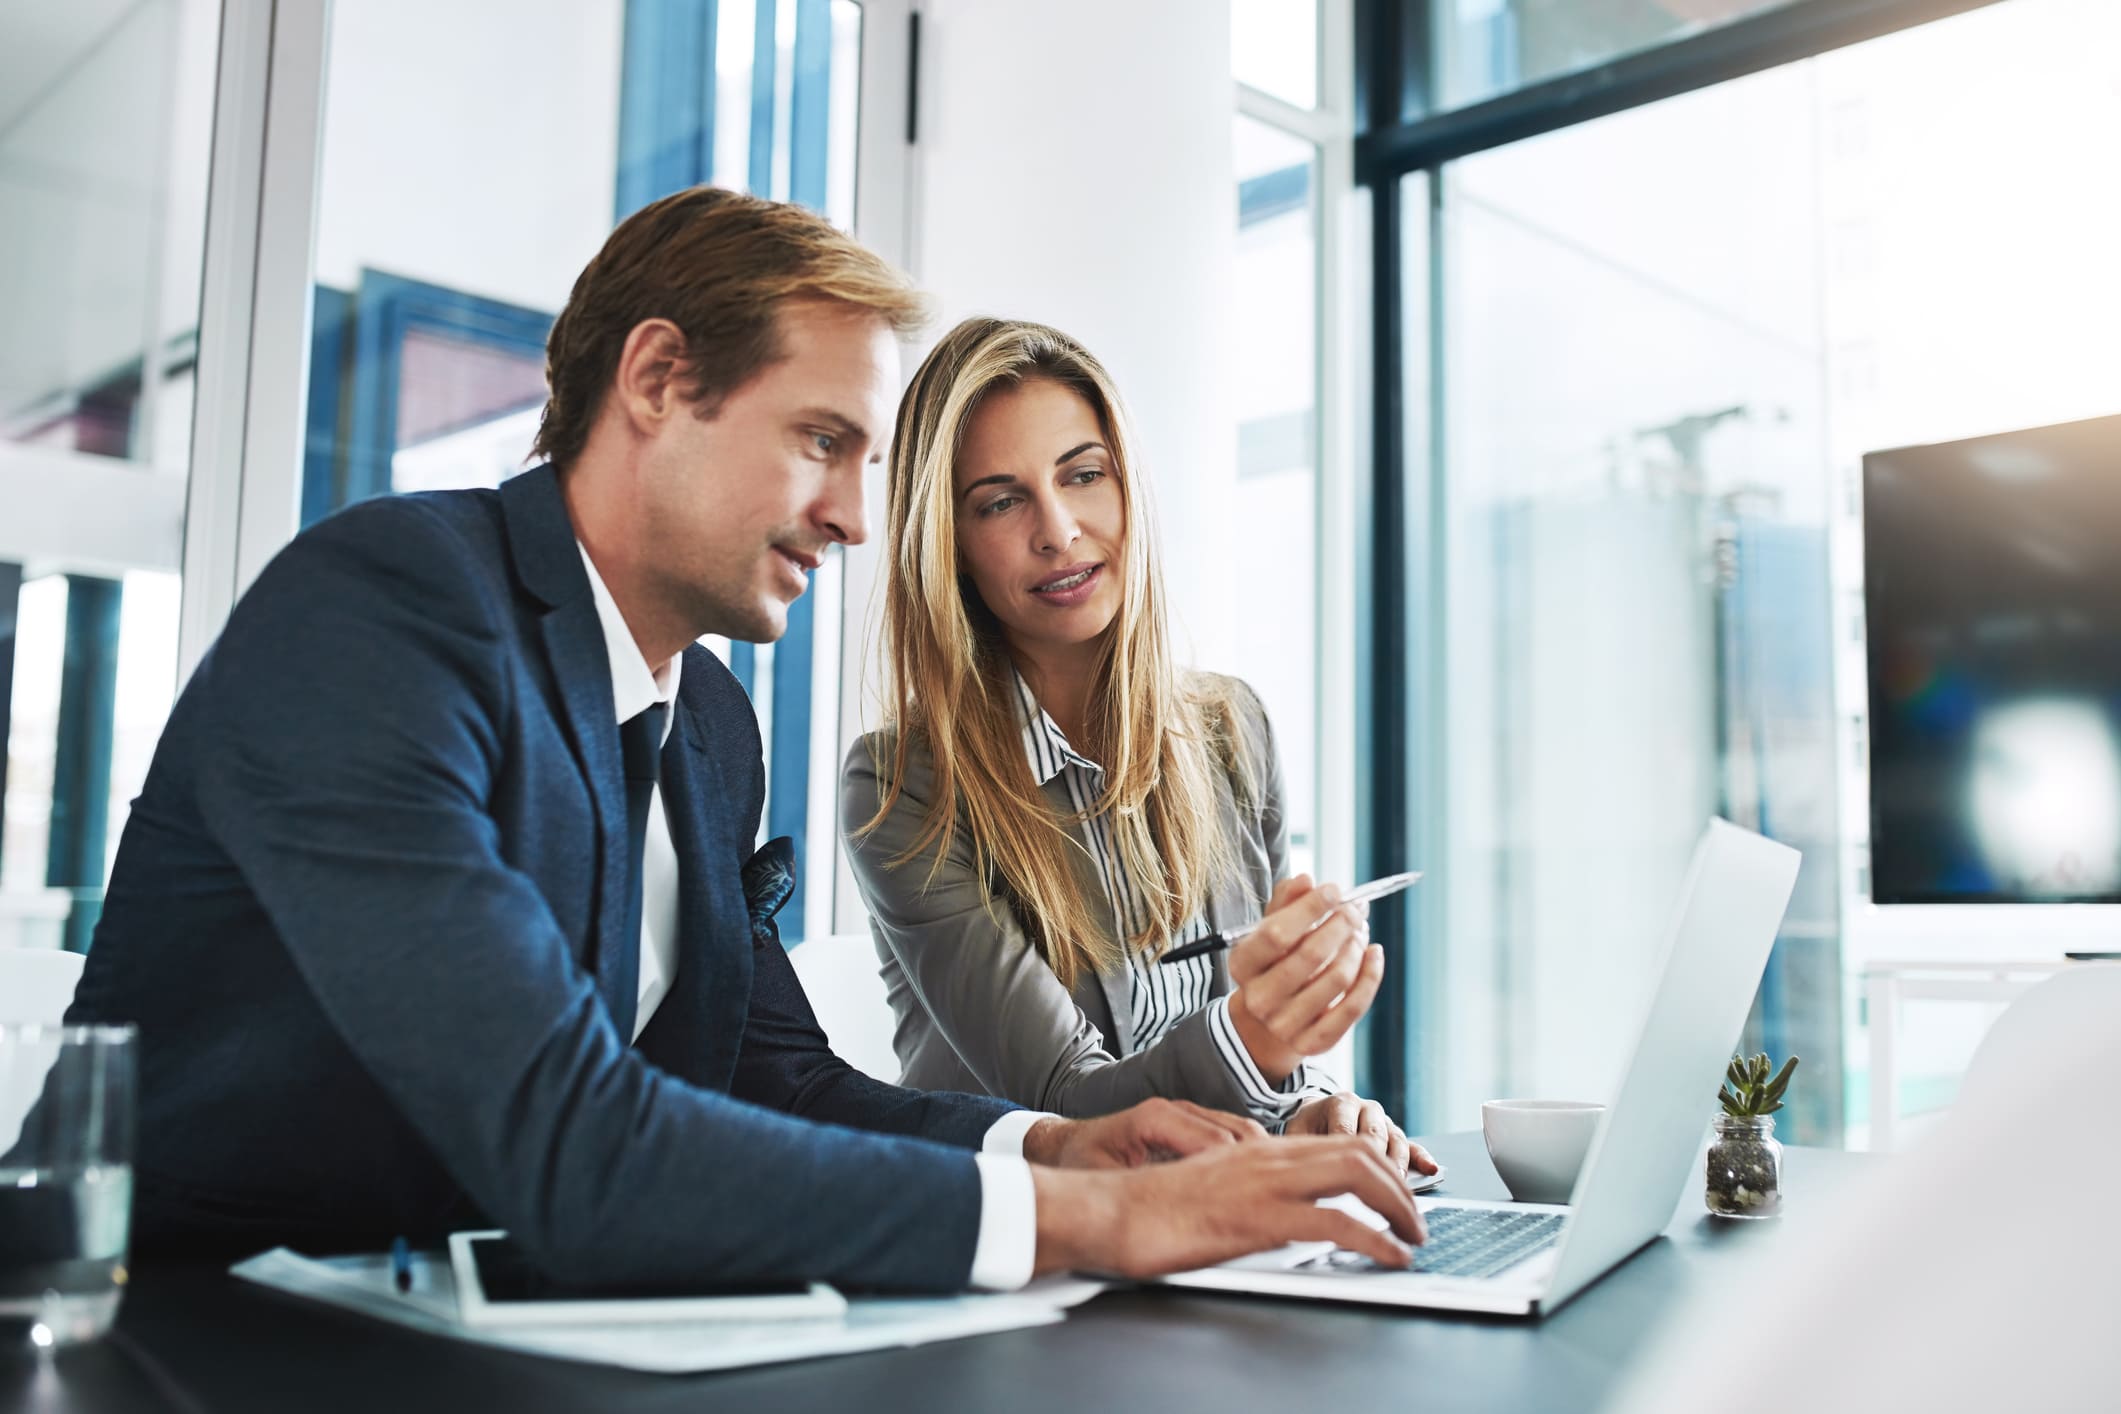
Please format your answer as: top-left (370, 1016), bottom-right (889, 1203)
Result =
top-left (839, 733), bottom-right (1260, 1119)
top-left (729, 913), bottom-right (1018, 1147)
top-left (189, 500), bottom-right (986, 1292)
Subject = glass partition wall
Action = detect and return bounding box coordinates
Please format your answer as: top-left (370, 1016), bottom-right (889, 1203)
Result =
top-left (0, 0), bottom-right (217, 951)
top-left (1363, 0), bottom-right (2119, 1146)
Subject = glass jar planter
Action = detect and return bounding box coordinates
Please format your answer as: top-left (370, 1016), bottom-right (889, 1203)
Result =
top-left (1705, 1113), bottom-right (1782, 1218)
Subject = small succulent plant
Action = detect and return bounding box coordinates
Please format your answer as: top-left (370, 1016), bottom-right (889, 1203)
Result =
top-left (1718, 1052), bottom-right (1798, 1118)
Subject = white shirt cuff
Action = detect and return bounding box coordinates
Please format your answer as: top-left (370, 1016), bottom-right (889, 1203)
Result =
top-left (968, 1153), bottom-right (1038, 1291)
top-left (980, 1106), bottom-right (1049, 1158)
top-left (1206, 995), bottom-right (1309, 1125)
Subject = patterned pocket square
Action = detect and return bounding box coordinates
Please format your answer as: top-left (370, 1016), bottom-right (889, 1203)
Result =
top-left (740, 835), bottom-right (798, 940)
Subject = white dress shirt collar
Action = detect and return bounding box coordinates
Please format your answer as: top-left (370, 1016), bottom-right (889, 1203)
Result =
top-left (1013, 671), bottom-right (1100, 786)
top-left (576, 544), bottom-right (680, 737)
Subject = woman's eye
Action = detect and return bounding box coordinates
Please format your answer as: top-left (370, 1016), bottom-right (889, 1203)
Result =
top-left (1068, 466), bottom-right (1105, 486)
top-left (980, 495), bottom-right (1020, 517)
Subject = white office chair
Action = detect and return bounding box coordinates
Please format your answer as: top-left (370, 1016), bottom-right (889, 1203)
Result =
top-left (1, 946), bottom-right (89, 1157)
top-left (0, 946), bottom-right (85, 1026)
top-left (786, 932), bottom-right (902, 1083)
top-left (0, 887), bottom-right (74, 953)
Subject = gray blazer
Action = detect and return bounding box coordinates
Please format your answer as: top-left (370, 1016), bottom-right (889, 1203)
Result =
top-left (839, 674), bottom-right (1294, 1118)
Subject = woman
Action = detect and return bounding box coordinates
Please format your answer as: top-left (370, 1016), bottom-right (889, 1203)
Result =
top-left (840, 317), bottom-right (1428, 1172)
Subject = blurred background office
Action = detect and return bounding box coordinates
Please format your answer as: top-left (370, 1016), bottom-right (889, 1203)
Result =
top-left (3, 0), bottom-right (2115, 1150)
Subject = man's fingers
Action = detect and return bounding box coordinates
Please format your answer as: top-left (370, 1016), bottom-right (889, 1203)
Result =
top-left (1329, 1094), bottom-right (1361, 1135)
top-left (1170, 1099), bottom-right (1267, 1144)
top-left (1345, 1149), bottom-right (1428, 1246)
top-left (1135, 1099), bottom-right (1246, 1156)
top-left (1289, 946), bottom-right (1385, 1052)
top-left (1407, 1142), bottom-right (1440, 1177)
top-left (1286, 1139), bottom-right (1427, 1245)
top-left (1279, 1208), bottom-right (1413, 1270)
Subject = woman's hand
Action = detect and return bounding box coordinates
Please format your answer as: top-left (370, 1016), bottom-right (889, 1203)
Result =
top-left (1225, 875), bottom-right (1382, 1082)
top-left (1283, 1091), bottom-right (1436, 1177)
top-left (1021, 1099), bottom-right (1267, 1169)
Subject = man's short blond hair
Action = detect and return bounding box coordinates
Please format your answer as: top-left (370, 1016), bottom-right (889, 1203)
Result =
top-left (532, 187), bottom-right (928, 468)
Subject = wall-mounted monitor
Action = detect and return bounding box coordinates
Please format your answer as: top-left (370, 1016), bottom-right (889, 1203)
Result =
top-left (1864, 412), bottom-right (2121, 903)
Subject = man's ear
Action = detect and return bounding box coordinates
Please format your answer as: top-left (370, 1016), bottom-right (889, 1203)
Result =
top-left (611, 318), bottom-right (691, 431)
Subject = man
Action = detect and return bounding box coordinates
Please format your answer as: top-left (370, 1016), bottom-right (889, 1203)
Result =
top-left (70, 187), bottom-right (1420, 1291)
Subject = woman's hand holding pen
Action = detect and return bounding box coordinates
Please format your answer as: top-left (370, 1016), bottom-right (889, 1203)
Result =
top-left (1224, 874), bottom-right (1383, 1084)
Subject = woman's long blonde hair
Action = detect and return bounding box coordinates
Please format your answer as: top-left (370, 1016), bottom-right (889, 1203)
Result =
top-left (858, 317), bottom-right (1245, 990)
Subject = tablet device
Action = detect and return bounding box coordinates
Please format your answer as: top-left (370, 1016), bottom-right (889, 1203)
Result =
top-left (447, 1230), bottom-right (847, 1327)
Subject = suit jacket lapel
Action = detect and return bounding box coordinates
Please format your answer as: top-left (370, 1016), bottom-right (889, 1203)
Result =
top-left (634, 689), bottom-right (754, 1089)
top-left (540, 603), bottom-right (630, 984)
top-left (500, 467), bottom-right (628, 992)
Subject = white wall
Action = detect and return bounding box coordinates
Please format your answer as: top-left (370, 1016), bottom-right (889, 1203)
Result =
top-left (832, 0), bottom-right (1243, 928)
top-left (906, 0), bottom-right (1240, 674)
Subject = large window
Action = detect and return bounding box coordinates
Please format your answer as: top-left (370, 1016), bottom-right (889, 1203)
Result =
top-left (0, 0), bottom-right (216, 952)
top-left (1232, 115), bottom-right (1322, 878)
top-left (1233, 0), bottom-right (1372, 1084)
top-left (302, 0), bottom-right (875, 944)
top-left (1428, 65), bottom-right (1840, 1138)
top-left (1369, 0), bottom-right (2118, 1145)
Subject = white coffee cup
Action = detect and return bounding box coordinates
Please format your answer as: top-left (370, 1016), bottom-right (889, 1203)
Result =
top-left (1481, 1099), bottom-right (1605, 1204)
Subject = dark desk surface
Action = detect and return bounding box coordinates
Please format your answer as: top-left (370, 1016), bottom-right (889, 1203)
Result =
top-left (7, 1133), bottom-right (1867, 1414)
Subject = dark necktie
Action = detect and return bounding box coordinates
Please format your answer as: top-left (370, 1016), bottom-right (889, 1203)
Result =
top-left (603, 702), bottom-right (665, 1040)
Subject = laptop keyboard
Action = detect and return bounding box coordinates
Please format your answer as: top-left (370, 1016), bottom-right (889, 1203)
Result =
top-left (1294, 1207), bottom-right (1568, 1281)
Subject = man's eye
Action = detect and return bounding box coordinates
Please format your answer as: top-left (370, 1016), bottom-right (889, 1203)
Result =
top-left (812, 432), bottom-right (836, 456)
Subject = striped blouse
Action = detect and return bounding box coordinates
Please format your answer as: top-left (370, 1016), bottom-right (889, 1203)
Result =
top-left (1012, 674), bottom-right (1328, 1126)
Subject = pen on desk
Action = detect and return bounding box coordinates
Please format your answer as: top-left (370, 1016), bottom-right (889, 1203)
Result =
top-left (1158, 871), bottom-right (1423, 966)
top-left (391, 1236), bottom-right (413, 1294)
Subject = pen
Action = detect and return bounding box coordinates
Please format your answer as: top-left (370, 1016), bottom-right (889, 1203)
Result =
top-left (1158, 871), bottom-right (1423, 966)
top-left (391, 1236), bottom-right (413, 1293)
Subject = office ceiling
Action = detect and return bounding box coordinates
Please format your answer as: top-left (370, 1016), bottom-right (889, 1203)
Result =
top-left (0, 0), bottom-right (143, 139)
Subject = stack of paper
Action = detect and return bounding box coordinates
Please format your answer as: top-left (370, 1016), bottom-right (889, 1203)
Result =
top-left (231, 1248), bottom-right (1107, 1374)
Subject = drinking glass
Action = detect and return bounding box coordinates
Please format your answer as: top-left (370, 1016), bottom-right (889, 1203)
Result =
top-left (0, 1024), bottom-right (136, 1351)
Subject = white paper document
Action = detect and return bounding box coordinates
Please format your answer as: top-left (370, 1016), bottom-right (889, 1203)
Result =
top-left (231, 1247), bottom-right (1107, 1374)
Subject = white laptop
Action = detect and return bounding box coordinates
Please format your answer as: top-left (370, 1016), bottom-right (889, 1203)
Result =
top-left (1158, 817), bottom-right (1801, 1319)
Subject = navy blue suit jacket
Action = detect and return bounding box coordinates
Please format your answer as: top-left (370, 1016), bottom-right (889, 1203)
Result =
top-left (69, 466), bottom-right (1015, 1291)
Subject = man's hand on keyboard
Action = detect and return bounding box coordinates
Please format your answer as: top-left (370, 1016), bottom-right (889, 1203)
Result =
top-left (1027, 1136), bottom-right (1427, 1279)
